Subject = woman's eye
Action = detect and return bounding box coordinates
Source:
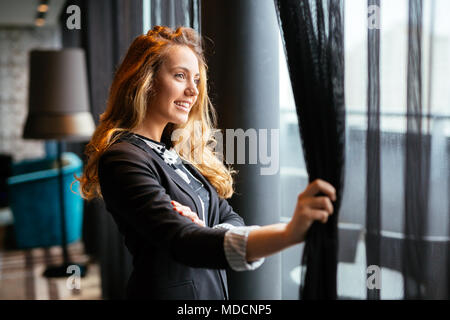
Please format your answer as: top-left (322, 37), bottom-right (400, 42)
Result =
top-left (176, 73), bottom-right (199, 85)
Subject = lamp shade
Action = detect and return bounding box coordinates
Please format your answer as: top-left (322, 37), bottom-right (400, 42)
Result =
top-left (23, 49), bottom-right (95, 141)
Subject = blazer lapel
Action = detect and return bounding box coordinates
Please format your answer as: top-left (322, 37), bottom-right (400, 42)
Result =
top-left (181, 161), bottom-right (216, 227)
top-left (121, 134), bottom-right (204, 218)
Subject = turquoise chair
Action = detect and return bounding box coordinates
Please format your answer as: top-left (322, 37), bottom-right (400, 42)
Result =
top-left (7, 152), bottom-right (84, 249)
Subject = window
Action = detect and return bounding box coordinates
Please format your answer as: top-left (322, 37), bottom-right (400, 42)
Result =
top-left (279, 0), bottom-right (450, 299)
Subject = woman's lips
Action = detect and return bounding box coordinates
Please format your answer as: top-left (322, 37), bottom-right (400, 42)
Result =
top-left (174, 102), bottom-right (190, 112)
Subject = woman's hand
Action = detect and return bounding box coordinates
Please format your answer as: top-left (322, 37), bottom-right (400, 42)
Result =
top-left (285, 179), bottom-right (336, 245)
top-left (171, 200), bottom-right (205, 227)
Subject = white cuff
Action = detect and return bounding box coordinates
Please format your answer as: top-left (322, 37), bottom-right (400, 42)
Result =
top-left (223, 225), bottom-right (265, 272)
top-left (212, 223), bottom-right (236, 231)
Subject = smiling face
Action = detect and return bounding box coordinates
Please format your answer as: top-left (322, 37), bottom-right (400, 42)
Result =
top-left (148, 45), bottom-right (200, 126)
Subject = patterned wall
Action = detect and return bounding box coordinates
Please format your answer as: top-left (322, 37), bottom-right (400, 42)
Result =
top-left (0, 27), bottom-right (61, 161)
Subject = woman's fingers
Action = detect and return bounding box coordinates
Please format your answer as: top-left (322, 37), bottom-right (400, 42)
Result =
top-left (307, 209), bottom-right (331, 224)
top-left (175, 207), bottom-right (197, 222)
top-left (301, 179), bottom-right (336, 202)
top-left (305, 196), bottom-right (334, 214)
top-left (171, 200), bottom-right (184, 208)
top-left (173, 202), bottom-right (195, 217)
top-left (298, 196), bottom-right (334, 224)
top-left (287, 180), bottom-right (337, 244)
top-left (196, 219), bottom-right (206, 227)
top-left (173, 204), bottom-right (194, 219)
top-left (178, 207), bottom-right (195, 219)
top-left (170, 200), bottom-right (204, 226)
top-left (171, 200), bottom-right (190, 213)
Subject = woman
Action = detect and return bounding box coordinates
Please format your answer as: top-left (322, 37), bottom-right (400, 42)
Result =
top-left (78, 25), bottom-right (336, 300)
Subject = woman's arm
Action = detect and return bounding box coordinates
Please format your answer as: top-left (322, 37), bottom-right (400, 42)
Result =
top-left (217, 197), bottom-right (246, 227)
top-left (169, 178), bottom-right (336, 263)
top-left (246, 179), bottom-right (336, 261)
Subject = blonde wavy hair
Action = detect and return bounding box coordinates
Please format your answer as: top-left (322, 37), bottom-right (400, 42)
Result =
top-left (77, 26), bottom-right (236, 200)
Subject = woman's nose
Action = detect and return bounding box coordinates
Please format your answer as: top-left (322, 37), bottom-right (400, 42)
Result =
top-left (186, 80), bottom-right (199, 96)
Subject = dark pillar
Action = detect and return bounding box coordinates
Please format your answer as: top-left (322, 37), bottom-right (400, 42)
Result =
top-left (202, 0), bottom-right (281, 299)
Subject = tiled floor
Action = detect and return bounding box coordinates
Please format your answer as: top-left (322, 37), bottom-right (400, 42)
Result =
top-left (0, 225), bottom-right (102, 300)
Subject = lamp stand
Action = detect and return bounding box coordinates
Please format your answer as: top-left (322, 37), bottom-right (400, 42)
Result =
top-left (43, 141), bottom-right (87, 278)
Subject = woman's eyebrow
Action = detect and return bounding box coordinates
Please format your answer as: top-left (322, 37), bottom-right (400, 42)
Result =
top-left (172, 66), bottom-right (200, 77)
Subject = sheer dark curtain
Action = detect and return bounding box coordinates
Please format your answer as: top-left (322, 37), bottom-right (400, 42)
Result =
top-left (403, 0), bottom-right (431, 299)
top-left (366, 0), bottom-right (381, 300)
top-left (276, 0), bottom-right (449, 300)
top-left (274, 0), bottom-right (346, 299)
top-left (148, 0), bottom-right (200, 31)
top-left (364, 0), bottom-right (449, 300)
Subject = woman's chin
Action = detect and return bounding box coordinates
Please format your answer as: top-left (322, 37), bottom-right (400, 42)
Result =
top-left (171, 115), bottom-right (189, 125)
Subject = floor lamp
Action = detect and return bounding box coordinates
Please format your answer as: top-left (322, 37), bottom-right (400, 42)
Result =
top-left (23, 49), bottom-right (95, 278)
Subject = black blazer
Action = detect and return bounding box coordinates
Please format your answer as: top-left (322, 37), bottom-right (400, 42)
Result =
top-left (98, 133), bottom-right (245, 299)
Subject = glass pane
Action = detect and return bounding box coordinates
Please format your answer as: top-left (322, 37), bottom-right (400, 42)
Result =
top-left (279, 0), bottom-right (449, 300)
top-left (278, 26), bottom-right (307, 300)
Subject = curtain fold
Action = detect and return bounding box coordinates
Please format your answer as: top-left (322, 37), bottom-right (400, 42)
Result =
top-left (366, 0), bottom-right (381, 300)
top-left (277, 0), bottom-right (448, 300)
top-left (274, 0), bottom-right (346, 299)
top-left (365, 0), bottom-right (448, 300)
top-left (403, 0), bottom-right (432, 299)
top-left (149, 0), bottom-right (200, 32)
top-left (353, 0), bottom-right (449, 299)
